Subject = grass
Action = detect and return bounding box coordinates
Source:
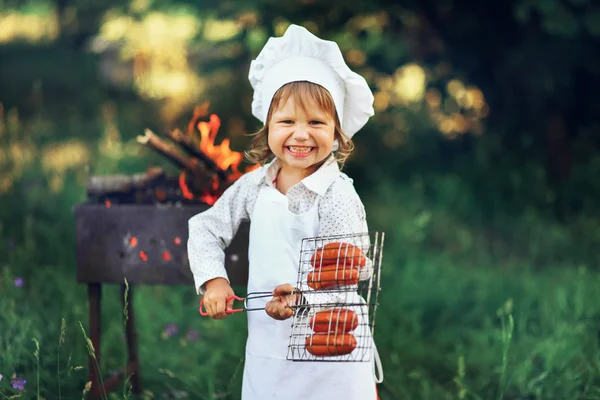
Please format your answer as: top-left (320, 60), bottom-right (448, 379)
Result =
top-left (374, 255), bottom-right (600, 399)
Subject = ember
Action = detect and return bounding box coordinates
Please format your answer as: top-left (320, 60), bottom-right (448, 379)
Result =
top-left (86, 104), bottom-right (258, 206)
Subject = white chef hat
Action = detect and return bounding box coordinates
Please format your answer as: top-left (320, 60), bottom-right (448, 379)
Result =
top-left (248, 24), bottom-right (375, 140)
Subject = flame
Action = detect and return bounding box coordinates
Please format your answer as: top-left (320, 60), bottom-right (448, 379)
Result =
top-left (177, 105), bottom-right (259, 204)
top-left (197, 115), bottom-right (243, 174)
top-left (198, 193), bottom-right (219, 206)
top-left (179, 169), bottom-right (219, 205)
top-left (178, 170), bottom-right (194, 200)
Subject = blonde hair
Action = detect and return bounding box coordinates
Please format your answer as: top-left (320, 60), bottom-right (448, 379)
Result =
top-left (244, 81), bottom-right (354, 168)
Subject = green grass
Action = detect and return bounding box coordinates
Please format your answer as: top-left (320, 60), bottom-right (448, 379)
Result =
top-left (374, 255), bottom-right (600, 399)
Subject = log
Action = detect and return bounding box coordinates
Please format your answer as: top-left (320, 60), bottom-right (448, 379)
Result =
top-left (87, 168), bottom-right (165, 195)
top-left (137, 129), bottom-right (204, 177)
top-left (167, 128), bottom-right (229, 183)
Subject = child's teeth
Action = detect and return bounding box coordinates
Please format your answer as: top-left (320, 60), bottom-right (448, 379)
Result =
top-left (289, 147), bottom-right (312, 153)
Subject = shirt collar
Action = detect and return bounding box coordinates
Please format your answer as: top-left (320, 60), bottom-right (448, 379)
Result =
top-left (301, 155), bottom-right (340, 195)
top-left (251, 154), bottom-right (339, 195)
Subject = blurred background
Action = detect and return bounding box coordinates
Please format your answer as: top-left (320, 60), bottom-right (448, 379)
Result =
top-left (1, 0), bottom-right (600, 398)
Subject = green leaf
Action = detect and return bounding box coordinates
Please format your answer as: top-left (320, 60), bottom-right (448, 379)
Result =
top-left (583, 10), bottom-right (600, 36)
top-left (540, 4), bottom-right (581, 37)
top-left (246, 27), bottom-right (268, 53)
top-left (513, 0), bottom-right (537, 24)
top-left (536, 0), bottom-right (560, 14)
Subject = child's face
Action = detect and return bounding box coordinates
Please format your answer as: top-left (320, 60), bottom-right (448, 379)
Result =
top-left (267, 96), bottom-right (335, 175)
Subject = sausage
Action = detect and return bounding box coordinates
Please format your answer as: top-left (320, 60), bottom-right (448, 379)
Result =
top-left (305, 332), bottom-right (357, 356)
top-left (307, 265), bottom-right (359, 290)
top-left (310, 242), bottom-right (367, 269)
top-left (309, 308), bottom-right (359, 333)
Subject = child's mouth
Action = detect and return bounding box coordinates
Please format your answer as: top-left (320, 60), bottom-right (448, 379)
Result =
top-left (286, 146), bottom-right (315, 156)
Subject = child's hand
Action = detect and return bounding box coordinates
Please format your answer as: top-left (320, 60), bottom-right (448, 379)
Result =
top-left (265, 283), bottom-right (299, 320)
top-left (202, 278), bottom-right (235, 320)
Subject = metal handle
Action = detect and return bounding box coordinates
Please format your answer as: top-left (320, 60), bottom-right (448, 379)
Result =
top-left (244, 291), bottom-right (276, 311)
top-left (199, 295), bottom-right (245, 316)
top-left (198, 291), bottom-right (295, 316)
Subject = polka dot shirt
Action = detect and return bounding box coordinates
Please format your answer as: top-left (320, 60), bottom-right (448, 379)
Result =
top-left (188, 155), bottom-right (369, 294)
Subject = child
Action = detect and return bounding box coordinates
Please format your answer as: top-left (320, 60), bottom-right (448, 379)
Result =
top-left (188, 24), bottom-right (380, 400)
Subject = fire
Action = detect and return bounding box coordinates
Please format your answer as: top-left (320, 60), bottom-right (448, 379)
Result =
top-left (195, 113), bottom-right (259, 183)
top-left (178, 104), bottom-right (259, 205)
top-left (199, 116), bottom-right (237, 168)
top-left (178, 169), bottom-right (220, 205)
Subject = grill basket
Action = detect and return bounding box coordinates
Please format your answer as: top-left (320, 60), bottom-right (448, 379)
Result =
top-left (286, 231), bottom-right (385, 362)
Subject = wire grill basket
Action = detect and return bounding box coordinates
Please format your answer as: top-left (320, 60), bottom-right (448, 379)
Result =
top-left (286, 231), bottom-right (385, 362)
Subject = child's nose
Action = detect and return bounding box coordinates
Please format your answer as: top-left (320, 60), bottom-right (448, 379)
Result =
top-left (292, 127), bottom-right (310, 140)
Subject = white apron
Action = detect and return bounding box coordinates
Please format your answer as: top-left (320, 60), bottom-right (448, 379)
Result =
top-left (241, 184), bottom-right (377, 400)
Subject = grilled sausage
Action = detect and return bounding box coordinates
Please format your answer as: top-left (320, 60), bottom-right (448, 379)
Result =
top-left (305, 332), bottom-right (357, 356)
top-left (310, 308), bottom-right (359, 333)
top-left (309, 242), bottom-right (367, 269)
top-left (307, 265), bottom-right (359, 290)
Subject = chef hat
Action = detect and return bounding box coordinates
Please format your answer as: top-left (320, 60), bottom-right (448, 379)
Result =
top-left (248, 24), bottom-right (375, 139)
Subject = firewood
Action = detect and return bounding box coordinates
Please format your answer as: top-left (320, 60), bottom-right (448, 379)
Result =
top-left (166, 128), bottom-right (229, 183)
top-left (87, 167), bottom-right (165, 194)
top-left (137, 129), bottom-right (204, 176)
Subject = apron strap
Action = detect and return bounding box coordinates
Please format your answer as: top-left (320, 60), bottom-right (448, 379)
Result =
top-left (373, 341), bottom-right (384, 384)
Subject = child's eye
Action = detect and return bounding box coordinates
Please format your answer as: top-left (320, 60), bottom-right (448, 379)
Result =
top-left (280, 120), bottom-right (294, 124)
top-left (310, 120), bottom-right (324, 125)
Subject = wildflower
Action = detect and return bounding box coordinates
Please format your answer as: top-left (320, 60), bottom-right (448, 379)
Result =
top-left (0, 372), bottom-right (3, 381)
top-left (186, 329), bottom-right (200, 342)
top-left (12, 376), bottom-right (26, 390)
top-left (162, 323), bottom-right (179, 339)
top-left (14, 277), bottom-right (24, 287)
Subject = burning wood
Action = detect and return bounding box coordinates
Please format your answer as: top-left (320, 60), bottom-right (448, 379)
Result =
top-left (87, 105), bottom-right (258, 206)
top-left (137, 129), bottom-right (205, 177)
top-left (167, 128), bottom-right (228, 182)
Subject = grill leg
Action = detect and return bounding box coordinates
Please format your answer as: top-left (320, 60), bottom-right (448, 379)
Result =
top-left (87, 283), bottom-right (142, 397)
top-left (88, 283), bottom-right (103, 398)
top-left (122, 283), bottom-right (142, 394)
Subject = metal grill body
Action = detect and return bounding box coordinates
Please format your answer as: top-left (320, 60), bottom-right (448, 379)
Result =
top-left (74, 202), bottom-right (250, 397)
top-left (74, 203), bottom-right (249, 285)
top-left (286, 232), bottom-right (385, 362)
